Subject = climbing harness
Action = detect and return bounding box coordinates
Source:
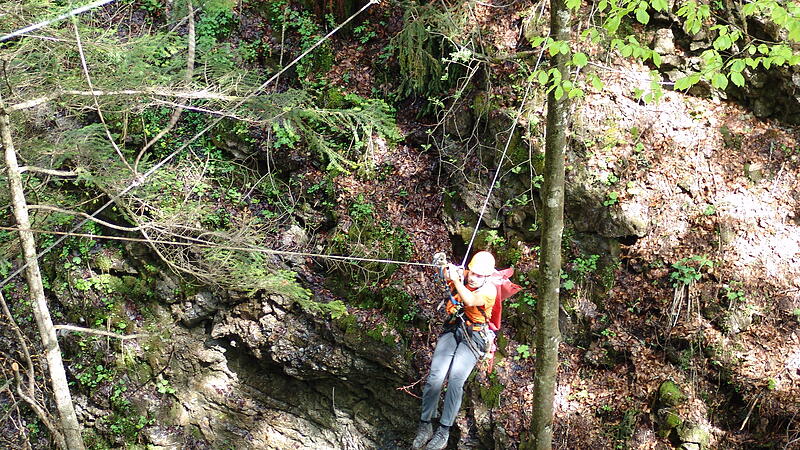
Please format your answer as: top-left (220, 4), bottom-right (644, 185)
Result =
top-left (432, 252), bottom-right (497, 360)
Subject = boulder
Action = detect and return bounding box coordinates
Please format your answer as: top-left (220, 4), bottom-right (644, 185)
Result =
top-left (658, 380), bottom-right (686, 407)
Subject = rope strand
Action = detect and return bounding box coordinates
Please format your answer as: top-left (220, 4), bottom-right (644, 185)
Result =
top-left (0, 226), bottom-right (437, 269)
top-left (461, 81), bottom-right (533, 267)
top-left (0, 0), bottom-right (117, 43)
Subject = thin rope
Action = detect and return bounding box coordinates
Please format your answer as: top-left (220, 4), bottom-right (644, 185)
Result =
top-left (0, 0), bottom-right (379, 289)
top-left (461, 81), bottom-right (533, 267)
top-left (0, 0), bottom-right (117, 43)
top-left (0, 226), bottom-right (437, 268)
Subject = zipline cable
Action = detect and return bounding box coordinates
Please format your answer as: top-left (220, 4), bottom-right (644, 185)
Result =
top-left (0, 0), bottom-right (379, 289)
top-left (460, 81), bottom-right (533, 267)
top-left (0, 0), bottom-right (117, 43)
top-left (0, 226), bottom-right (438, 268)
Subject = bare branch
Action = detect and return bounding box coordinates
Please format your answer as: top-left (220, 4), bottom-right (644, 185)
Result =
top-left (13, 366), bottom-right (67, 450)
top-left (9, 89), bottom-right (248, 111)
top-left (0, 290), bottom-right (36, 398)
top-left (53, 324), bottom-right (149, 340)
top-left (27, 204), bottom-right (144, 232)
top-left (18, 166), bottom-right (79, 177)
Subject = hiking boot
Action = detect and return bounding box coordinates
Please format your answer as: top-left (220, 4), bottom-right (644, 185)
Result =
top-left (424, 426), bottom-right (450, 450)
top-left (411, 421), bottom-right (433, 449)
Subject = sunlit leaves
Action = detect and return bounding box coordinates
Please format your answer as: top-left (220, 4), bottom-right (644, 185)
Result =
top-left (676, 1), bottom-right (711, 35)
top-left (772, 5), bottom-right (789, 26)
top-left (652, 51), bottom-right (662, 67)
top-left (650, 0), bottom-right (669, 12)
top-left (711, 72), bottom-right (728, 89)
top-left (730, 71), bottom-right (745, 87)
top-left (547, 39), bottom-right (571, 56)
top-left (674, 72), bottom-right (701, 90)
top-left (587, 73), bottom-right (604, 91)
top-left (572, 52), bottom-right (588, 67)
top-left (635, 6), bottom-right (650, 24)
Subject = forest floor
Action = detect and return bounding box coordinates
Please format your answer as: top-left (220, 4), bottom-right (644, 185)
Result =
top-left (312, 2), bottom-right (800, 449)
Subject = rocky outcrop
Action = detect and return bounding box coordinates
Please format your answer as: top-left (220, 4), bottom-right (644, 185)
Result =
top-left (652, 15), bottom-right (800, 124)
top-left (144, 288), bottom-right (418, 449)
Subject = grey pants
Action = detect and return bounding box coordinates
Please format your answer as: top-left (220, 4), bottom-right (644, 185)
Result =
top-left (420, 328), bottom-right (479, 426)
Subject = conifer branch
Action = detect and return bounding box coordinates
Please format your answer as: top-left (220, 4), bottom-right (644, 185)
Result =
top-left (134, 1), bottom-right (196, 174)
top-left (73, 22), bottom-right (135, 175)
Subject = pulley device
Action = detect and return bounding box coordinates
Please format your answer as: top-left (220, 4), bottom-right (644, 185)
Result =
top-left (432, 252), bottom-right (461, 311)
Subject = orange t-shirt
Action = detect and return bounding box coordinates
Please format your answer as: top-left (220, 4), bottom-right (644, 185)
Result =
top-left (445, 275), bottom-right (497, 324)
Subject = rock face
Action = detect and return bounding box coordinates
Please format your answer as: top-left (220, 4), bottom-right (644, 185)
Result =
top-left (565, 163), bottom-right (650, 239)
top-left (654, 18), bottom-right (800, 124)
top-left (151, 292), bottom-right (416, 449)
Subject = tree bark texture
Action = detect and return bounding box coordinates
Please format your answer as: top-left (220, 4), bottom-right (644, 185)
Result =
top-left (527, 0), bottom-right (570, 448)
top-left (0, 92), bottom-right (86, 450)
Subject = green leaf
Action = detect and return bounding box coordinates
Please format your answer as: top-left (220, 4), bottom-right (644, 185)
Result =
top-left (745, 57), bottom-right (759, 68)
top-left (772, 6), bottom-right (788, 26)
top-left (747, 45), bottom-right (757, 55)
top-left (568, 88), bottom-right (584, 99)
top-left (572, 52), bottom-right (588, 67)
top-left (555, 86), bottom-right (564, 100)
top-left (729, 59), bottom-right (745, 72)
top-left (566, 0), bottom-right (581, 10)
top-left (590, 74), bottom-right (605, 91)
top-left (674, 73), bottom-right (700, 90)
top-left (730, 71), bottom-right (745, 87)
top-left (763, 58), bottom-right (772, 69)
top-left (621, 45), bottom-right (633, 57)
top-left (758, 44), bottom-right (769, 54)
top-left (652, 52), bottom-right (662, 67)
top-left (538, 70), bottom-right (549, 85)
top-left (789, 22), bottom-right (800, 42)
top-left (636, 7), bottom-right (650, 24)
top-left (713, 35), bottom-right (731, 51)
top-left (651, 0), bottom-right (668, 12)
top-left (548, 41), bottom-right (561, 56)
top-left (550, 68), bottom-right (562, 84)
top-left (598, 0), bottom-right (608, 11)
top-left (741, 2), bottom-right (757, 16)
top-left (605, 16), bottom-right (621, 34)
top-left (711, 72), bottom-right (728, 89)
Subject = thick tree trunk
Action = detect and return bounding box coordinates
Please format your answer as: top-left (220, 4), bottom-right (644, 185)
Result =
top-left (525, 0), bottom-right (571, 448)
top-left (0, 92), bottom-right (86, 449)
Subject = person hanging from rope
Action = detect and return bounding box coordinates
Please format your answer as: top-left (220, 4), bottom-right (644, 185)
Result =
top-left (412, 251), bottom-right (498, 450)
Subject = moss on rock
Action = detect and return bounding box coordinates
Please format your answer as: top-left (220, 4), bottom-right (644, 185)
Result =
top-left (658, 380), bottom-right (686, 407)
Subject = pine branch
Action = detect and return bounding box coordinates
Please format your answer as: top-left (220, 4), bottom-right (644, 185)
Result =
top-left (73, 22), bottom-right (135, 175)
top-left (134, 1), bottom-right (196, 174)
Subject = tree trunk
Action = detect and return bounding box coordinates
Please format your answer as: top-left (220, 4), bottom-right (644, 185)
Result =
top-left (0, 92), bottom-right (86, 449)
top-left (524, 0), bottom-right (571, 447)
